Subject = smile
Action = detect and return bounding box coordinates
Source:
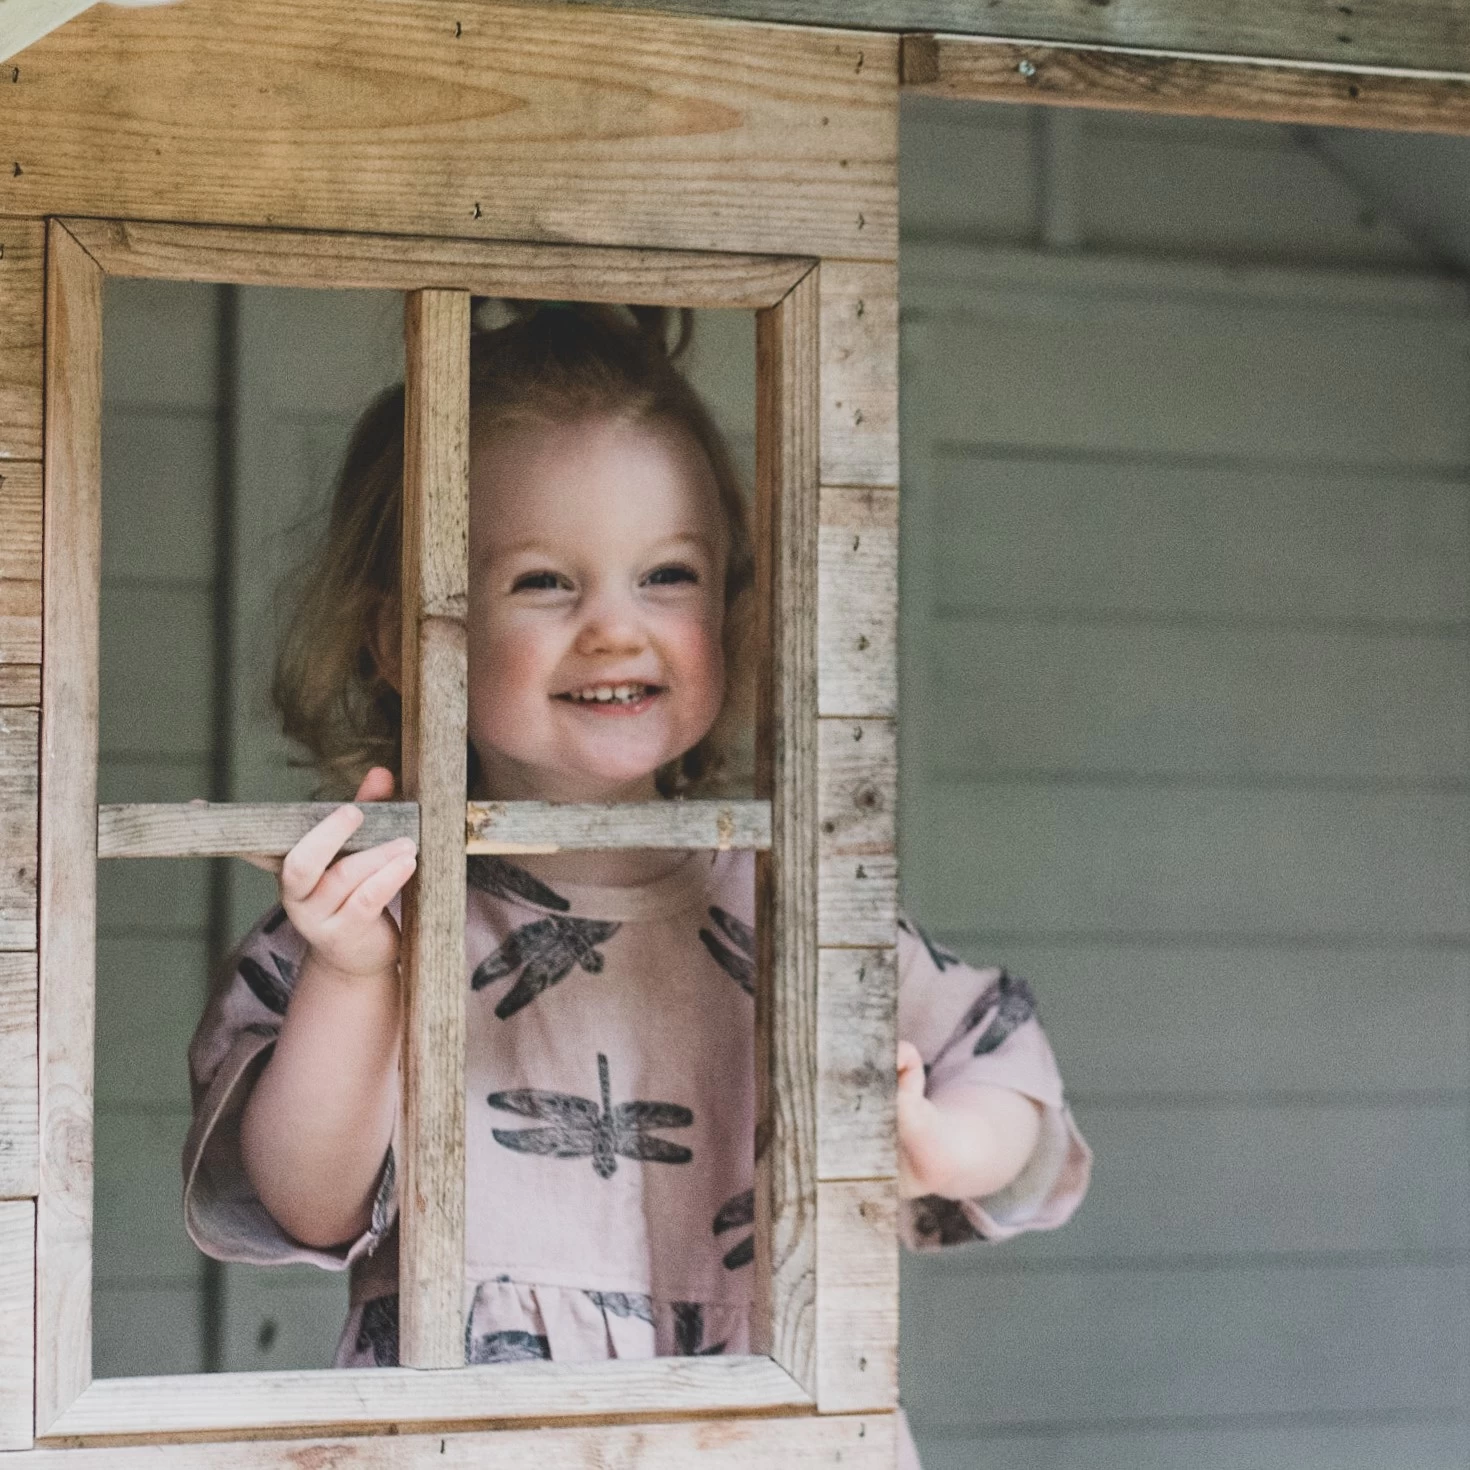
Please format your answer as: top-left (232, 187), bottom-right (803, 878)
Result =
top-left (556, 682), bottom-right (663, 706)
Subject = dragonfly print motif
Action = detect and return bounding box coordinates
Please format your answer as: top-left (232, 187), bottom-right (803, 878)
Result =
top-left (466, 855), bottom-right (571, 912)
top-left (713, 1188), bottom-right (754, 1270)
top-left (238, 949), bottom-right (297, 1016)
top-left (930, 969), bottom-right (1038, 1071)
top-left (899, 914), bottom-right (961, 973)
top-left (585, 1289), bottom-right (654, 1325)
top-left (467, 1329), bottom-right (550, 1364)
top-left (699, 906), bottom-right (756, 995)
top-left (672, 1301), bottom-right (727, 1355)
top-left (355, 1295), bottom-right (399, 1366)
top-left (910, 1194), bottom-right (984, 1247)
top-left (471, 914), bottom-right (621, 1019)
top-left (487, 1053), bottom-right (694, 1179)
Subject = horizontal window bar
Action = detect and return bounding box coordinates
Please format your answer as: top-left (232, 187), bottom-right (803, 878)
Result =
top-left (97, 799), bottom-right (772, 859)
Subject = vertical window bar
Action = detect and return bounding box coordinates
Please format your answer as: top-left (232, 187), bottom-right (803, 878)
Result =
top-left (752, 267), bottom-right (820, 1393)
top-left (397, 289), bottom-right (471, 1369)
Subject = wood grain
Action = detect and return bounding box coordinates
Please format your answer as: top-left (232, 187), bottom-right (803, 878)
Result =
top-left (0, 706), bottom-right (37, 949)
top-left (0, 461), bottom-right (42, 661)
top-left (0, 1200), bottom-right (33, 1448)
top-left (819, 261), bottom-right (898, 487)
top-left (37, 220), bottom-right (102, 1432)
top-left (0, 952), bottom-right (37, 1198)
top-left (815, 1178), bottom-right (898, 1413)
top-left (467, 799), bottom-right (771, 853)
top-left (817, 947), bottom-right (894, 1183)
top-left (32, 1408), bottom-right (894, 1463)
top-left (818, 489), bottom-right (897, 719)
top-left (397, 290), bottom-right (470, 1370)
top-left (61, 219), bottom-right (811, 310)
top-left (0, 666), bottom-right (39, 707)
top-left (559, 0), bottom-right (1470, 78)
top-left (818, 855), bottom-right (897, 949)
top-left (44, 1358), bottom-right (811, 1444)
top-left (751, 268), bottom-right (819, 1392)
top-left (4, 0), bottom-right (896, 260)
top-left (0, 219), bottom-right (43, 461)
top-left (97, 802), bottom-right (419, 859)
top-left (903, 35), bottom-right (1470, 137)
top-left (818, 718), bottom-right (895, 858)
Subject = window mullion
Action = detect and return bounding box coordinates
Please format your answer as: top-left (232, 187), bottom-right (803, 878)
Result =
top-left (397, 288), bottom-right (471, 1370)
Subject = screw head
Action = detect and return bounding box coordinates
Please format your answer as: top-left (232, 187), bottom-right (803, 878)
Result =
top-left (1018, 59), bottom-right (1037, 77)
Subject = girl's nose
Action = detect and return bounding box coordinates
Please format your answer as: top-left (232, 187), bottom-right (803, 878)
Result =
top-left (573, 592), bottom-right (647, 657)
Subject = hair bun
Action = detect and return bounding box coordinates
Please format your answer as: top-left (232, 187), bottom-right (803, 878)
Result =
top-left (470, 298), bottom-right (692, 361)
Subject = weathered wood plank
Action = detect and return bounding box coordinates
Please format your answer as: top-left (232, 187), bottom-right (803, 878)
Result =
top-left (816, 1177), bottom-right (898, 1413)
top-left (4, 0), bottom-right (896, 260)
top-left (0, 1200), bottom-right (33, 1448)
top-left (818, 855), bottom-right (897, 949)
top-left (0, 462), bottom-right (41, 662)
top-left (554, 0), bottom-right (1470, 78)
top-left (467, 798), bottom-right (771, 853)
top-left (751, 268), bottom-right (819, 1390)
top-left (817, 947), bottom-right (894, 1182)
top-left (820, 261), bottom-right (898, 487)
top-left (819, 717), bottom-right (895, 858)
top-left (397, 289), bottom-right (470, 1370)
top-left (903, 35), bottom-right (1470, 137)
top-left (97, 803), bottom-right (419, 859)
top-left (63, 218), bottom-right (811, 310)
top-left (0, 706), bottom-right (36, 949)
top-left (37, 220), bottom-right (101, 1432)
top-left (818, 488), bottom-right (896, 719)
top-left (0, 666), bottom-right (39, 707)
top-left (0, 952), bottom-right (37, 1198)
top-left (0, 219), bottom-right (43, 462)
top-left (42, 1359), bottom-right (814, 1444)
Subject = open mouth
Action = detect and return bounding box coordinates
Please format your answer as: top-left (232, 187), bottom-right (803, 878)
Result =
top-left (555, 682), bottom-right (663, 707)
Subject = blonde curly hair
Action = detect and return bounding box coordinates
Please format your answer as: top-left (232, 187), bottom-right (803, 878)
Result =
top-left (272, 302), bottom-right (755, 799)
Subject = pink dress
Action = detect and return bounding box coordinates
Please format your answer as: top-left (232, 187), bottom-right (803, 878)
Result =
top-left (183, 849), bottom-right (1090, 1461)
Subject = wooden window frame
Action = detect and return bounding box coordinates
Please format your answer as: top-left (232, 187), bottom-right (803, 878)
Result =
top-left (37, 217), bottom-right (841, 1444)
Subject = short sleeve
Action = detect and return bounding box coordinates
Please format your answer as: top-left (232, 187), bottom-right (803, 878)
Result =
top-left (181, 905), bottom-right (399, 1271)
top-left (896, 915), bottom-right (1091, 1250)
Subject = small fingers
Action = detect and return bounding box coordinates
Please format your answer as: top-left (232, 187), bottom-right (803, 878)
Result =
top-left (896, 1041), bottom-right (927, 1098)
top-left (345, 850), bottom-right (417, 920)
top-left (279, 804), bottom-right (367, 903)
top-left (355, 766), bottom-right (396, 804)
top-left (305, 838), bottom-right (418, 918)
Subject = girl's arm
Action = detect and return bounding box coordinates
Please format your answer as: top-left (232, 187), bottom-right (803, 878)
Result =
top-left (896, 1040), bottom-right (1042, 1200)
top-left (239, 769), bottom-right (417, 1249)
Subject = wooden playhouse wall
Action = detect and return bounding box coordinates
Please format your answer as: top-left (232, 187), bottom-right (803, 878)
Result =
top-left (0, 0), bottom-right (899, 1459)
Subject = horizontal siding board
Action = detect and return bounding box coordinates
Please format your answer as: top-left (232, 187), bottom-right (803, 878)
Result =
top-left (899, 1259), bottom-right (1470, 1427)
top-left (950, 941), bottom-right (1470, 1098)
top-left (8, 0), bottom-right (897, 260)
top-left (0, 706), bottom-right (36, 949)
top-left (906, 783), bottom-right (1470, 939)
top-left (0, 462), bottom-right (42, 662)
top-left (926, 620), bottom-right (1470, 782)
top-left (969, 1101), bottom-right (1470, 1261)
top-left (0, 1200), bottom-right (33, 1446)
top-left (913, 302), bottom-right (1470, 469)
top-left (930, 455), bottom-right (1470, 625)
top-left (916, 1418), bottom-right (1470, 1470)
top-left (0, 219), bottom-right (43, 462)
top-left (0, 953), bottom-right (37, 1197)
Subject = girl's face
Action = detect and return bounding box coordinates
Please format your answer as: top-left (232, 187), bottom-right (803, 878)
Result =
top-left (467, 412), bottom-right (729, 803)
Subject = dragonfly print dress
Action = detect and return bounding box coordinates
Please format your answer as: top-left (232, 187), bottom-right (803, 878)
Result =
top-left (183, 848), bottom-right (1090, 1461)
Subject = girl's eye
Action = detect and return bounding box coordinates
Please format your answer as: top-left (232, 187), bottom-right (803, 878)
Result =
top-left (511, 570), bottom-right (569, 593)
top-left (645, 564), bottom-right (699, 587)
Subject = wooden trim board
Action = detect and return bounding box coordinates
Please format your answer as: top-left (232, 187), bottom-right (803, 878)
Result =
top-left (5, 0), bottom-right (896, 259)
top-left (901, 34), bottom-right (1470, 136)
top-left (59, 220), bottom-right (814, 311)
top-left (39, 1357), bottom-right (812, 1446)
top-left (95, 799), bottom-right (772, 858)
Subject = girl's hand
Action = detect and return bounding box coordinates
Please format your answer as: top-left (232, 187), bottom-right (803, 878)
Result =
top-left (278, 766), bottom-right (417, 983)
top-left (896, 1039), bottom-right (1044, 1201)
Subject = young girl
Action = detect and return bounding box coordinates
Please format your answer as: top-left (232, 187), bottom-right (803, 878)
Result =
top-left (182, 304), bottom-right (1090, 1466)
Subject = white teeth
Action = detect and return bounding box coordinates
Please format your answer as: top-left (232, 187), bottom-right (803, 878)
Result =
top-left (567, 683), bottom-right (651, 704)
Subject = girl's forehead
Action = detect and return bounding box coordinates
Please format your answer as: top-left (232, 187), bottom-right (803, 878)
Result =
top-left (469, 413), bottom-right (726, 545)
